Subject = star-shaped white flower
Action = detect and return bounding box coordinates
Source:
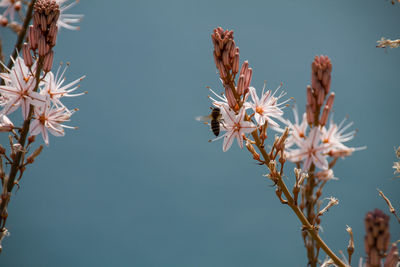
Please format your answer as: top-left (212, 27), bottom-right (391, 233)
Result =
top-left (56, 0), bottom-right (83, 31)
top-left (212, 104), bottom-right (256, 152)
top-left (285, 107), bottom-right (308, 149)
top-left (0, 57), bottom-right (46, 119)
top-left (41, 64), bottom-right (86, 108)
top-left (245, 84), bottom-right (287, 129)
top-left (30, 100), bottom-right (76, 145)
top-left (321, 116), bottom-right (355, 151)
top-left (320, 116), bottom-right (366, 157)
top-left (286, 127), bottom-right (329, 171)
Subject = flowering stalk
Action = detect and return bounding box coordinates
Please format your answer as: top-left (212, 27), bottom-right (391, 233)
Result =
top-left (0, 0), bottom-right (84, 251)
top-left (202, 27), bottom-right (349, 267)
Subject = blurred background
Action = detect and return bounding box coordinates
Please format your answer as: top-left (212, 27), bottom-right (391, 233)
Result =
top-left (0, 0), bottom-right (399, 266)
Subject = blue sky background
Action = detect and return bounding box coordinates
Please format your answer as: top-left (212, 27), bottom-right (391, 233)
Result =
top-left (0, 0), bottom-right (399, 266)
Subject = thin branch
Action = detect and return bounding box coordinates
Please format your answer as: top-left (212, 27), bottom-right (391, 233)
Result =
top-left (378, 189), bottom-right (400, 224)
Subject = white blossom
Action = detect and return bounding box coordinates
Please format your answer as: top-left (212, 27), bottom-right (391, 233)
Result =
top-left (211, 104), bottom-right (256, 152)
top-left (41, 64), bottom-right (86, 108)
top-left (0, 57), bottom-right (45, 119)
top-left (30, 99), bottom-right (76, 145)
top-left (286, 127), bottom-right (329, 171)
top-left (245, 84), bottom-right (287, 129)
top-left (56, 0), bottom-right (83, 31)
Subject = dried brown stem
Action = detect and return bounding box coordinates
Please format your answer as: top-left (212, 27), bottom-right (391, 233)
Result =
top-left (378, 189), bottom-right (400, 224)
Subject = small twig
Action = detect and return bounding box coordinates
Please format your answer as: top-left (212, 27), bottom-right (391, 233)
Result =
top-left (378, 189), bottom-right (400, 224)
top-left (346, 225), bottom-right (354, 265)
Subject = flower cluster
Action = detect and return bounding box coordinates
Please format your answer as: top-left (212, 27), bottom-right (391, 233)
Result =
top-left (284, 56), bottom-right (364, 176)
top-left (0, 57), bottom-right (85, 145)
top-left (0, 0), bottom-right (85, 146)
top-left (208, 82), bottom-right (288, 152)
top-left (285, 108), bottom-right (359, 172)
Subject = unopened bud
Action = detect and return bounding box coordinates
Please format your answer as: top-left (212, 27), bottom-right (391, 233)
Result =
top-left (317, 87), bottom-right (325, 106)
top-left (224, 86), bottom-right (237, 109)
top-left (26, 145), bottom-right (43, 164)
top-left (43, 50), bottom-right (54, 72)
top-left (306, 104), bottom-right (314, 125)
top-left (244, 68), bottom-right (252, 90)
top-left (38, 36), bottom-right (46, 57)
top-left (326, 92), bottom-right (335, 108)
top-left (22, 43), bottom-right (33, 67)
top-left (319, 106), bottom-right (330, 126)
top-left (33, 12), bottom-right (40, 27)
top-left (239, 60), bottom-right (249, 76)
top-left (237, 75), bottom-right (245, 95)
top-left (29, 26), bottom-right (38, 50)
top-left (232, 52), bottom-right (239, 74)
top-left (0, 145), bottom-right (5, 155)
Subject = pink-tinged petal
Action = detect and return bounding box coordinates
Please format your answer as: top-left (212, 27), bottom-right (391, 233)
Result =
top-left (21, 99), bottom-right (30, 119)
top-left (223, 131), bottom-right (236, 152)
top-left (236, 131), bottom-right (244, 149)
top-left (267, 117), bottom-right (280, 128)
top-left (249, 87), bottom-right (259, 106)
top-left (303, 156), bottom-right (312, 171)
top-left (237, 107), bottom-right (246, 123)
top-left (47, 123), bottom-right (65, 136)
top-left (240, 121), bottom-right (256, 134)
top-left (312, 153), bottom-right (329, 170)
top-left (29, 91), bottom-right (46, 107)
top-left (308, 127), bottom-right (319, 146)
top-left (254, 113), bottom-right (262, 125)
top-left (0, 85), bottom-right (20, 94)
top-left (41, 125), bottom-right (49, 146)
top-left (30, 119), bottom-right (42, 135)
top-left (220, 104), bottom-right (235, 125)
top-left (1, 97), bottom-right (20, 115)
top-left (260, 90), bottom-right (272, 104)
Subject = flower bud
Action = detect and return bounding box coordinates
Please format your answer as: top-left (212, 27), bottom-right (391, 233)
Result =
top-left (43, 50), bottom-right (54, 72)
top-left (22, 43), bottom-right (33, 67)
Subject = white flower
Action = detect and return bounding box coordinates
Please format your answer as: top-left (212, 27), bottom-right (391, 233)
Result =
top-left (285, 107), bottom-right (308, 149)
top-left (0, 57), bottom-right (45, 119)
top-left (245, 84), bottom-right (287, 129)
top-left (30, 100), bottom-right (76, 145)
top-left (286, 127), bottom-right (329, 171)
top-left (56, 0), bottom-right (83, 31)
top-left (211, 104), bottom-right (256, 152)
top-left (321, 116), bottom-right (355, 151)
top-left (41, 64), bottom-right (86, 108)
top-left (320, 116), bottom-right (365, 157)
